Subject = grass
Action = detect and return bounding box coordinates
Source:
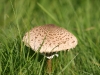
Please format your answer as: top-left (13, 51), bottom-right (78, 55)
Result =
top-left (0, 0), bottom-right (100, 75)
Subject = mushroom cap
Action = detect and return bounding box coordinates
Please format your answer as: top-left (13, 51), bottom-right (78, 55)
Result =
top-left (23, 24), bottom-right (78, 53)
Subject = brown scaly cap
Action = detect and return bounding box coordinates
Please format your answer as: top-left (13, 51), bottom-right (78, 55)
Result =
top-left (23, 24), bottom-right (78, 53)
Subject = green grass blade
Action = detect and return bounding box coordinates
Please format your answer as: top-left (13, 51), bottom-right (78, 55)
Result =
top-left (58, 53), bottom-right (79, 75)
top-left (37, 3), bottom-right (59, 24)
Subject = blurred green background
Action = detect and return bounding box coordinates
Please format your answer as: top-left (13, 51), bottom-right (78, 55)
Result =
top-left (0, 0), bottom-right (100, 75)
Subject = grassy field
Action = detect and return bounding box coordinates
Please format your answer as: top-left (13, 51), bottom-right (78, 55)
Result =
top-left (0, 0), bottom-right (100, 75)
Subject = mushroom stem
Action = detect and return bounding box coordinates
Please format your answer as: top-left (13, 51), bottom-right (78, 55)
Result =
top-left (47, 59), bottom-right (52, 73)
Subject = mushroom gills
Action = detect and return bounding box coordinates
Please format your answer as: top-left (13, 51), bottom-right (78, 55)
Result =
top-left (42, 52), bottom-right (59, 59)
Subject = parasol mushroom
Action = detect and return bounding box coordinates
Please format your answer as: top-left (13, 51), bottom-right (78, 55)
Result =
top-left (23, 24), bottom-right (78, 73)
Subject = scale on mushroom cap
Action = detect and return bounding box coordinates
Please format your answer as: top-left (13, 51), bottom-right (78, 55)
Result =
top-left (23, 24), bottom-right (78, 73)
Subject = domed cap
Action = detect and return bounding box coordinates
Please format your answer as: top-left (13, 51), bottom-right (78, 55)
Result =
top-left (23, 24), bottom-right (78, 53)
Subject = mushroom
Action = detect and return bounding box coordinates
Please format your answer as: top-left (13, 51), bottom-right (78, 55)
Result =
top-left (23, 24), bottom-right (78, 73)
